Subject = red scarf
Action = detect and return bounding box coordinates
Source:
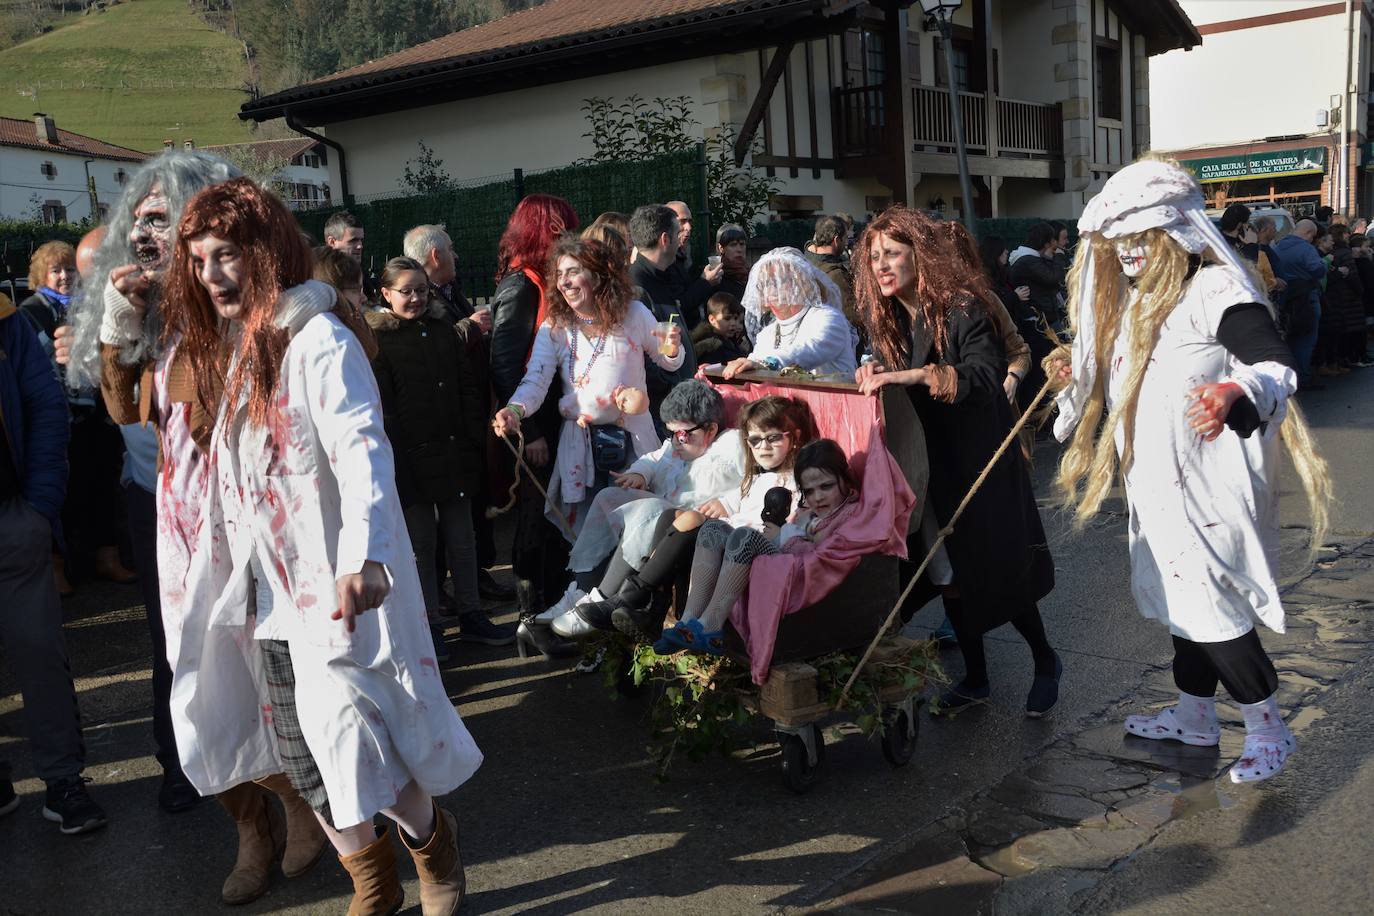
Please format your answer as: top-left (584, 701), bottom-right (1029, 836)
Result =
top-left (517, 262), bottom-right (547, 368)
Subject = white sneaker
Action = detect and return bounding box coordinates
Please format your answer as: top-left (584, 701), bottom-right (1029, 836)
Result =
top-left (1124, 706), bottom-right (1221, 747)
top-left (1229, 730), bottom-right (1296, 784)
top-left (534, 582), bottom-right (585, 623)
top-left (551, 589), bottom-right (604, 637)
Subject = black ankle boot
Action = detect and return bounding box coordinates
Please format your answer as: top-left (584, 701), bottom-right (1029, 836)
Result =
top-left (575, 573), bottom-right (652, 629)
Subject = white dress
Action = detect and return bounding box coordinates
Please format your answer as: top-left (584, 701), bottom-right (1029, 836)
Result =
top-left (747, 305), bottom-right (857, 379)
top-left (510, 301), bottom-right (684, 536)
top-left (566, 429), bottom-right (746, 572)
top-left (1099, 265), bottom-right (1296, 642)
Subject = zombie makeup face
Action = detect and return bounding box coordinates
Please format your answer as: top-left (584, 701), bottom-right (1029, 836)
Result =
top-left (188, 234), bottom-right (246, 321)
top-left (129, 185), bottom-right (173, 274)
top-left (1115, 238), bottom-right (1148, 278)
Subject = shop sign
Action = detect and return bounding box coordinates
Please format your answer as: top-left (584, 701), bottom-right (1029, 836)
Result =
top-left (1181, 147), bottom-right (1327, 184)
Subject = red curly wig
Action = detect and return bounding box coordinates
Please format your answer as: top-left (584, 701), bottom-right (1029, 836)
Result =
top-left (543, 236), bottom-right (632, 330)
top-left (853, 207), bottom-right (988, 370)
top-left (163, 177), bottom-right (313, 428)
top-left (496, 193), bottom-right (579, 281)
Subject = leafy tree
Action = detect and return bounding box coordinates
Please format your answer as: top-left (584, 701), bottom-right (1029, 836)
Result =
top-left (400, 140), bottom-right (455, 195)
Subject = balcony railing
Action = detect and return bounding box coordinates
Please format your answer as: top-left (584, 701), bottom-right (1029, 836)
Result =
top-left (834, 85), bottom-right (885, 158)
top-left (912, 84), bottom-right (1062, 159)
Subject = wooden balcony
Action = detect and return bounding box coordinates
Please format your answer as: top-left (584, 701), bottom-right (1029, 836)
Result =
top-left (911, 84), bottom-right (1062, 160)
top-left (833, 85), bottom-right (886, 159)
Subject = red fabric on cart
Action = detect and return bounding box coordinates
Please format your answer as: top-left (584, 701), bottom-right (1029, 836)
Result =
top-left (707, 379), bottom-right (916, 684)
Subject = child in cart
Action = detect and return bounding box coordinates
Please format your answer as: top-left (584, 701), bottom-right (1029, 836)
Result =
top-left (654, 435), bottom-right (856, 655)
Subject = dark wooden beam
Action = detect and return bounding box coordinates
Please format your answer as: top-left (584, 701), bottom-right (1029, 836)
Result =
top-left (734, 39), bottom-right (796, 167)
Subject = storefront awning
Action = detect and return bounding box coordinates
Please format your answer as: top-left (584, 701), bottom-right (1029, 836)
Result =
top-left (1180, 147), bottom-right (1327, 184)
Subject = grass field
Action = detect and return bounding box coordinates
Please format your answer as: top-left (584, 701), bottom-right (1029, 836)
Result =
top-left (0, 0), bottom-right (256, 151)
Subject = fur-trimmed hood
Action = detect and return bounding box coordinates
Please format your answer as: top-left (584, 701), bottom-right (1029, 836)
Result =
top-left (364, 297), bottom-right (446, 332)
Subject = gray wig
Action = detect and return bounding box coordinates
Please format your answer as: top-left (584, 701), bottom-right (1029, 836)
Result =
top-left (659, 378), bottom-right (724, 427)
top-left (66, 149), bottom-right (241, 389)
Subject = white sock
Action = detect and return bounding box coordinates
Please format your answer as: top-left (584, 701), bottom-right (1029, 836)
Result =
top-left (1238, 694), bottom-right (1288, 738)
top-left (1173, 690), bottom-right (1220, 733)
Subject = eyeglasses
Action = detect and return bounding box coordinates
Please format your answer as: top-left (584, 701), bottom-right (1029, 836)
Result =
top-left (387, 286), bottom-right (427, 298)
top-left (746, 432), bottom-right (787, 448)
top-left (670, 423), bottom-right (705, 441)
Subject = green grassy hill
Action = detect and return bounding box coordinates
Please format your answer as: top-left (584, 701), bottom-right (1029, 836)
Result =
top-left (0, 0), bottom-right (256, 152)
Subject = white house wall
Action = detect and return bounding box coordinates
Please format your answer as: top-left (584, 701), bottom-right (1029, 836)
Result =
top-left (0, 147), bottom-right (134, 221)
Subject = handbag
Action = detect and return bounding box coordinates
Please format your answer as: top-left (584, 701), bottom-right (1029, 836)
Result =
top-left (589, 423), bottom-right (631, 473)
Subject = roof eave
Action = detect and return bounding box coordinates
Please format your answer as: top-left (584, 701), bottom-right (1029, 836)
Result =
top-left (241, 0), bottom-right (847, 124)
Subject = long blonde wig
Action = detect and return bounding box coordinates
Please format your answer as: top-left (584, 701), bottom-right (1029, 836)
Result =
top-left (1052, 229), bottom-right (1332, 553)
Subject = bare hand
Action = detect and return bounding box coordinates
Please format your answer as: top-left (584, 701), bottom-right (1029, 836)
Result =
top-left (1186, 382), bottom-right (1244, 441)
top-left (703, 261), bottom-right (724, 285)
top-left (492, 407), bottom-right (521, 437)
top-left (523, 436), bottom-right (550, 468)
top-left (1003, 374), bottom-right (1020, 405)
top-left (1044, 347), bottom-right (1072, 384)
top-left (722, 357), bottom-right (762, 379)
top-left (697, 498), bottom-right (728, 519)
top-left (330, 560), bottom-right (390, 632)
top-left (613, 471), bottom-right (648, 490)
top-left (1015, 285), bottom-right (1031, 302)
top-left (761, 521), bottom-right (781, 541)
top-left (472, 307), bottom-right (493, 334)
top-left (110, 264), bottom-right (152, 314)
top-left (858, 366), bottom-right (919, 396)
top-left (53, 324), bottom-right (72, 366)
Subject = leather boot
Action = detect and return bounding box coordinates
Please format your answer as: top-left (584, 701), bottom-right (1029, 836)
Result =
top-left (339, 825), bottom-right (405, 916)
top-left (255, 773), bottom-right (328, 877)
top-left (95, 545), bottom-right (137, 583)
top-left (216, 782), bottom-right (285, 905)
top-left (52, 553), bottom-right (74, 597)
top-left (401, 803), bottom-right (465, 916)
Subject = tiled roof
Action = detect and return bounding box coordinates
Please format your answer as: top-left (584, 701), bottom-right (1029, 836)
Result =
top-left (200, 137), bottom-right (318, 166)
top-left (0, 117), bottom-right (145, 162)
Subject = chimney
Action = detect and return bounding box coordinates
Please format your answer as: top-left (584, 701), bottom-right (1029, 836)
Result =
top-left (32, 112), bottom-right (58, 144)
top-left (162, 139), bottom-right (174, 149)
top-left (183, 139), bottom-right (194, 151)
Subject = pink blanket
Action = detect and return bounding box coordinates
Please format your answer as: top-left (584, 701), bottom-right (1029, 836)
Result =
top-left (709, 380), bottom-right (917, 684)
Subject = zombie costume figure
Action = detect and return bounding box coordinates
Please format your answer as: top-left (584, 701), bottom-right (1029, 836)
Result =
top-left (166, 178), bottom-right (479, 915)
top-left (1053, 158), bottom-right (1332, 784)
top-left (65, 150), bottom-right (332, 905)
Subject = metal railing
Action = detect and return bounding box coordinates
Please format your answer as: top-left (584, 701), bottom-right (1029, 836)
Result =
top-left (911, 84), bottom-right (1062, 159)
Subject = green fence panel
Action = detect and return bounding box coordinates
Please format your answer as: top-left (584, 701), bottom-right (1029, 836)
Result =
top-left (0, 220), bottom-right (89, 283)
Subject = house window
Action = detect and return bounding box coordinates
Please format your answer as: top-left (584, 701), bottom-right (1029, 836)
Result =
top-left (115, 168), bottom-right (128, 185)
top-left (934, 36), bottom-right (973, 91)
top-left (1096, 41), bottom-right (1123, 120)
top-left (842, 27), bottom-right (885, 88)
top-left (40, 161), bottom-right (57, 179)
top-left (41, 201), bottom-right (67, 224)
top-left (302, 153), bottom-right (321, 169)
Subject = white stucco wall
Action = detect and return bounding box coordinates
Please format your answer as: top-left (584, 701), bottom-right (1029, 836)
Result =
top-left (0, 146), bottom-right (136, 221)
top-left (1150, 2), bottom-right (1357, 151)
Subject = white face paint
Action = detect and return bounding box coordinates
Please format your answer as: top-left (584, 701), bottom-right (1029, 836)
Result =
top-left (1115, 239), bottom-right (1148, 277)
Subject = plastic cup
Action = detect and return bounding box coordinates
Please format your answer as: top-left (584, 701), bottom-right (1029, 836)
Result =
top-left (708, 255), bottom-right (722, 268)
top-left (657, 319), bottom-right (675, 355)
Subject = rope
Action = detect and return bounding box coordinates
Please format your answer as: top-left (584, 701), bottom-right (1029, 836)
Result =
top-left (488, 428), bottom-right (578, 541)
top-left (486, 428), bottom-right (525, 518)
top-left (835, 375), bottom-right (1057, 709)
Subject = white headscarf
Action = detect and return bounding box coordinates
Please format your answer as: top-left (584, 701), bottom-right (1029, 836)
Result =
top-left (1055, 159), bottom-right (1270, 440)
top-left (740, 246), bottom-right (844, 344)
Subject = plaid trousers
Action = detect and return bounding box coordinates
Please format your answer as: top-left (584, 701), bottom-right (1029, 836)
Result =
top-left (259, 638), bottom-right (333, 827)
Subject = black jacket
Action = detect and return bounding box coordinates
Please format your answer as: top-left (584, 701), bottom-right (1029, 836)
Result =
top-left (629, 255), bottom-right (699, 433)
top-left (664, 251), bottom-right (715, 329)
top-left (1009, 251), bottom-right (1065, 326)
top-left (903, 304), bottom-right (1054, 625)
top-left (367, 305), bottom-right (487, 508)
top-left (488, 271), bottom-right (561, 445)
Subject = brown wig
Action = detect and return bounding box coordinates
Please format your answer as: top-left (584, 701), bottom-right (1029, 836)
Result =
top-left (852, 206), bottom-right (988, 370)
top-left (794, 438), bottom-right (857, 507)
top-left (163, 177), bottom-right (313, 428)
top-left (579, 222), bottom-right (630, 265)
top-left (28, 240), bottom-right (76, 290)
top-left (312, 245), bottom-right (362, 291)
top-left (544, 236), bottom-right (632, 330)
top-left (737, 395), bottom-right (818, 496)
top-left (939, 221), bottom-right (1011, 315)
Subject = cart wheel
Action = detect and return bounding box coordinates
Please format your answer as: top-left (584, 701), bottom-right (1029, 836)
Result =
top-left (881, 705), bottom-right (919, 767)
top-left (779, 724), bottom-right (825, 794)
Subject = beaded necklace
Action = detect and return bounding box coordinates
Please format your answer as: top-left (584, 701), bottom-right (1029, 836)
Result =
top-left (568, 323), bottom-right (608, 389)
top-left (772, 305), bottom-right (812, 349)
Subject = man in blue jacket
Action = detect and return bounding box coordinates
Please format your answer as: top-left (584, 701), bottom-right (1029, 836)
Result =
top-left (0, 293), bottom-right (106, 834)
top-left (1272, 219), bottom-right (1329, 389)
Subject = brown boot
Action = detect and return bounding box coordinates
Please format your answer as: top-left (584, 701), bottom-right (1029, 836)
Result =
top-left (95, 545), bottom-right (138, 583)
top-left (255, 773), bottom-right (328, 877)
top-left (52, 554), bottom-right (74, 596)
top-left (401, 803), bottom-right (465, 916)
top-left (216, 782), bottom-right (285, 905)
top-left (339, 826), bottom-right (404, 916)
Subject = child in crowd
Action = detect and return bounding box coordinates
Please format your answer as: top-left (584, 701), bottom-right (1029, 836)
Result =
top-left (691, 292), bottom-right (750, 364)
top-left (651, 398), bottom-right (822, 654)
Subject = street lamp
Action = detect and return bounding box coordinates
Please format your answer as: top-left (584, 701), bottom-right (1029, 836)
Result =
top-left (920, 0), bottom-right (976, 229)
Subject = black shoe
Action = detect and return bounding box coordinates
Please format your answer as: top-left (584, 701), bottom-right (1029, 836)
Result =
top-left (429, 623), bottom-right (453, 663)
top-left (930, 681), bottom-right (990, 717)
top-left (1025, 653), bottom-right (1063, 719)
top-left (573, 598), bottom-right (619, 632)
top-left (458, 612), bottom-right (516, 646)
top-left (0, 778), bottom-right (18, 819)
top-left (157, 769), bottom-right (201, 814)
top-left (478, 570), bottom-right (515, 602)
top-left (42, 775), bottom-right (107, 835)
top-left (515, 618), bottom-right (580, 658)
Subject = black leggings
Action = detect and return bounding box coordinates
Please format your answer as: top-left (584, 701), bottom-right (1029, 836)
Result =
top-left (1171, 629), bottom-right (1278, 704)
top-left (946, 598), bottom-right (1057, 687)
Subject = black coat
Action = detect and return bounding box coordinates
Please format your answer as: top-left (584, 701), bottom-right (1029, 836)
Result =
top-left (1009, 252), bottom-right (1065, 326)
top-left (367, 305), bottom-right (487, 507)
top-left (1323, 246), bottom-right (1366, 336)
top-left (629, 255), bottom-right (700, 433)
top-left (903, 303), bottom-right (1055, 628)
top-left (488, 271), bottom-right (562, 446)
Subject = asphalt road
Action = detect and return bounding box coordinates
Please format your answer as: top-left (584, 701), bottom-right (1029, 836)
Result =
top-left (1, 367), bottom-right (1369, 915)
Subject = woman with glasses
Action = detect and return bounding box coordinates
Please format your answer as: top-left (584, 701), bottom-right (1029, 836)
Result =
top-left (366, 256), bottom-right (494, 652)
